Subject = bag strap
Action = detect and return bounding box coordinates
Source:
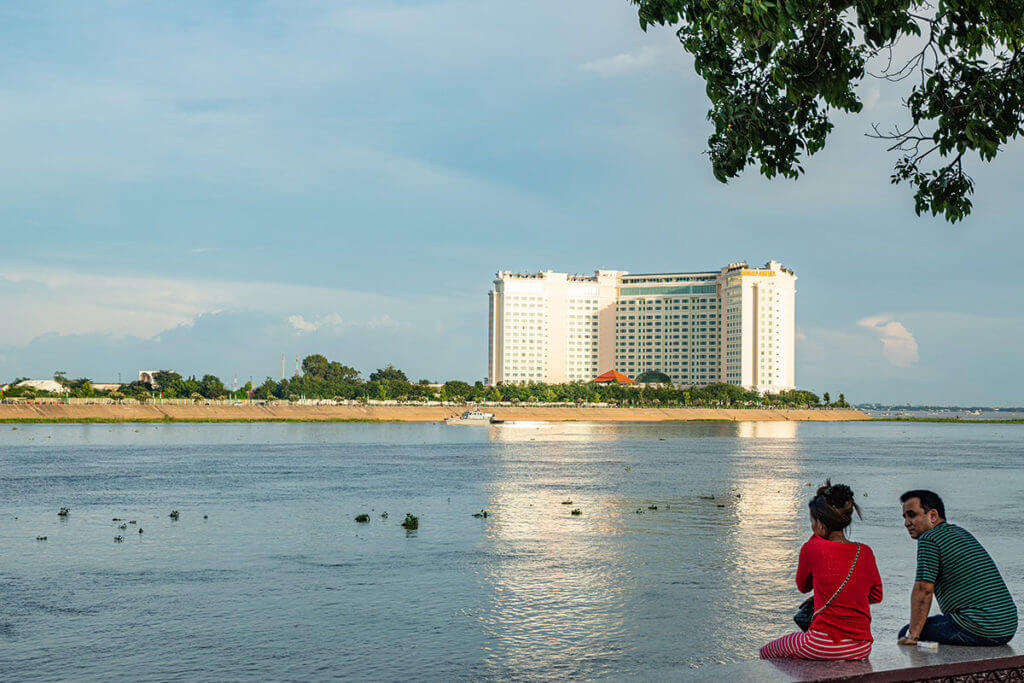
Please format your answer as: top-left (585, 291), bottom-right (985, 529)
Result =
top-left (811, 542), bottom-right (860, 620)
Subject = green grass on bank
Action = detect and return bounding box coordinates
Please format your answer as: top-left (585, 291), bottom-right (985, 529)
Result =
top-left (872, 417), bottom-right (1024, 424)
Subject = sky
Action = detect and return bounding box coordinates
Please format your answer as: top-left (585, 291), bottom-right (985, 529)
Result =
top-left (0, 1), bottom-right (1021, 405)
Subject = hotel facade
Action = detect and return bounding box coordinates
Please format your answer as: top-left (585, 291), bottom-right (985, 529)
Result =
top-left (487, 261), bottom-right (796, 393)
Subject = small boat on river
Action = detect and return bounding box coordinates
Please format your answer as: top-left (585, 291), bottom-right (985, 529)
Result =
top-left (445, 410), bottom-right (503, 425)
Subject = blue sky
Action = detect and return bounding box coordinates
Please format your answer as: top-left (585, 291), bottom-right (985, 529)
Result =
top-left (0, 1), bottom-right (1021, 405)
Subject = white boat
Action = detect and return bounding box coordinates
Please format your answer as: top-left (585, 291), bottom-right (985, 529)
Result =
top-left (445, 410), bottom-right (503, 425)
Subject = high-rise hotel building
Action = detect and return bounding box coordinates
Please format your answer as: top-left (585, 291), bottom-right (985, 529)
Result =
top-left (487, 260), bottom-right (796, 393)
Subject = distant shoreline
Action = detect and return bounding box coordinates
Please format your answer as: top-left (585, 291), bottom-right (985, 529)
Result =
top-left (0, 403), bottom-right (872, 423)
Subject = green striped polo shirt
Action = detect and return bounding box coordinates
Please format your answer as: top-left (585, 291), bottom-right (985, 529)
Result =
top-left (916, 522), bottom-right (1018, 639)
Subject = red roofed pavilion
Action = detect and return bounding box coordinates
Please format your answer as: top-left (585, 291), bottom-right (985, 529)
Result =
top-left (591, 370), bottom-right (634, 384)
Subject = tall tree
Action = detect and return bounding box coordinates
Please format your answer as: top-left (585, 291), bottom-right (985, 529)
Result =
top-left (369, 365), bottom-right (408, 383)
top-left (631, 0), bottom-right (1024, 221)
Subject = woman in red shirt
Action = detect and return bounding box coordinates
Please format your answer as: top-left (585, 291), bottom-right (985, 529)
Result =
top-left (760, 481), bottom-right (884, 660)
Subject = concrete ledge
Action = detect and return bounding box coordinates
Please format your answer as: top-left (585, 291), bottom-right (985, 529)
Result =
top-left (670, 637), bottom-right (1023, 682)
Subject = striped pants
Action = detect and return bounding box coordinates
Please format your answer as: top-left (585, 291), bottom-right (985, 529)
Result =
top-left (760, 630), bottom-right (872, 660)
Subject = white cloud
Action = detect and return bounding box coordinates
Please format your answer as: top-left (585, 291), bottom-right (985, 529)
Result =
top-left (581, 45), bottom-right (662, 77)
top-left (288, 313), bottom-right (344, 333)
top-left (0, 266), bottom-right (468, 347)
top-left (857, 315), bottom-right (920, 367)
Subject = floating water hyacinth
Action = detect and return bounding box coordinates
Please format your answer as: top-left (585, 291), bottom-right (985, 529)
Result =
top-left (58, 507), bottom-right (70, 517)
top-left (401, 513), bottom-right (419, 530)
top-left (570, 509), bottom-right (582, 516)
top-left (169, 510), bottom-right (179, 520)
top-left (355, 514), bottom-right (370, 523)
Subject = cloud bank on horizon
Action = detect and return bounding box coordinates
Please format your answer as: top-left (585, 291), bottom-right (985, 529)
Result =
top-left (0, 1), bottom-right (1020, 404)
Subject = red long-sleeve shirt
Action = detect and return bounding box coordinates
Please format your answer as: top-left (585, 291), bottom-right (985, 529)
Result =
top-left (796, 535), bottom-right (883, 642)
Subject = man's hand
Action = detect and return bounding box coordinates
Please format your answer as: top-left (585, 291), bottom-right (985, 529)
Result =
top-left (897, 636), bottom-right (919, 646)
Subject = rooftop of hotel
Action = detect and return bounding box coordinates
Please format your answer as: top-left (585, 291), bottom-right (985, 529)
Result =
top-left (494, 261), bottom-right (794, 283)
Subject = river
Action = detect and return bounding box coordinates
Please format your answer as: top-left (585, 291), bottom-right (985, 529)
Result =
top-left (1, 421), bottom-right (1021, 680)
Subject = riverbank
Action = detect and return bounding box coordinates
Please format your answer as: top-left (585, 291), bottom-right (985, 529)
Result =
top-left (0, 403), bottom-right (872, 423)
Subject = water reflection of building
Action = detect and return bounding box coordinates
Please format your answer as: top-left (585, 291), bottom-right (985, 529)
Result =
top-left (719, 427), bottom-right (808, 646)
top-left (475, 435), bottom-right (634, 678)
top-left (735, 421), bottom-right (798, 439)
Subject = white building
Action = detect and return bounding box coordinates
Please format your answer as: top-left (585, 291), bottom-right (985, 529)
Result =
top-left (487, 261), bottom-right (796, 393)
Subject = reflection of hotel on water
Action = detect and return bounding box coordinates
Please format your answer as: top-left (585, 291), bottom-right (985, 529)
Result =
top-left (720, 421), bottom-right (810, 642)
top-left (486, 420), bottom-right (798, 442)
top-left (475, 420), bottom-right (806, 672)
top-left (474, 432), bottom-right (633, 675)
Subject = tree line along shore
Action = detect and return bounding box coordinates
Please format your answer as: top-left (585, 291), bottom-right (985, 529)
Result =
top-left (3, 354), bottom-right (851, 409)
top-left (0, 403), bottom-right (871, 423)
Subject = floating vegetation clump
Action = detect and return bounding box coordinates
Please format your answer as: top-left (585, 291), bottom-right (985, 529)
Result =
top-left (472, 510), bottom-right (488, 518)
top-left (380, 512), bottom-right (388, 519)
top-left (114, 536), bottom-right (125, 543)
top-left (401, 513), bottom-right (419, 530)
top-left (717, 504), bottom-right (726, 508)
top-left (570, 508), bottom-right (582, 516)
top-left (648, 505), bottom-right (658, 510)
top-left (129, 520), bottom-right (137, 524)
top-left (700, 496), bottom-right (715, 501)
top-left (355, 514), bottom-right (370, 523)
top-left (138, 528), bottom-right (144, 534)
top-left (203, 515), bottom-right (208, 519)
top-left (561, 500), bottom-right (573, 505)
top-left (36, 536), bottom-right (47, 541)
top-left (169, 510), bottom-right (180, 520)
top-left (635, 507), bottom-right (644, 514)
top-left (118, 524), bottom-right (127, 530)
top-left (58, 507), bottom-right (70, 517)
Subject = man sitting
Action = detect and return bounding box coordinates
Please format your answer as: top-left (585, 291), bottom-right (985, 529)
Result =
top-left (898, 490), bottom-right (1017, 646)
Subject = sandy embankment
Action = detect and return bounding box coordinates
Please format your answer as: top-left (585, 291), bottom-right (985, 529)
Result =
top-left (0, 403), bottom-right (871, 422)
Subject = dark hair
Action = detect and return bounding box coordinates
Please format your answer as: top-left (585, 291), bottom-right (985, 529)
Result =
top-left (900, 490), bottom-right (945, 520)
top-left (809, 480), bottom-right (862, 533)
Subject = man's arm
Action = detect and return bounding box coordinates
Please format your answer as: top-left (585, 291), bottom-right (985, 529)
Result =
top-left (898, 580), bottom-right (934, 644)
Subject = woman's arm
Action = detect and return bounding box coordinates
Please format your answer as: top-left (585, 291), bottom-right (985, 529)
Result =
top-left (868, 551), bottom-right (883, 604)
top-left (795, 541), bottom-right (813, 593)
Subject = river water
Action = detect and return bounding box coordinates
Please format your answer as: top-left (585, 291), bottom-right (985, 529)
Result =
top-left (1, 421), bottom-right (1021, 680)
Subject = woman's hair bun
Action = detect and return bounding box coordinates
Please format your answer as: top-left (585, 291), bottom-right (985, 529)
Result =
top-left (810, 479), bottom-right (862, 531)
top-left (824, 483), bottom-right (854, 508)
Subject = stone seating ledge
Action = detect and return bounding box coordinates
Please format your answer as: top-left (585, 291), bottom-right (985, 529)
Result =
top-left (666, 635), bottom-right (1024, 682)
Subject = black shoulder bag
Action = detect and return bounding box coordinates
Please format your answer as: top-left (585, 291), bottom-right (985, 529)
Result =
top-left (794, 542), bottom-right (860, 631)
